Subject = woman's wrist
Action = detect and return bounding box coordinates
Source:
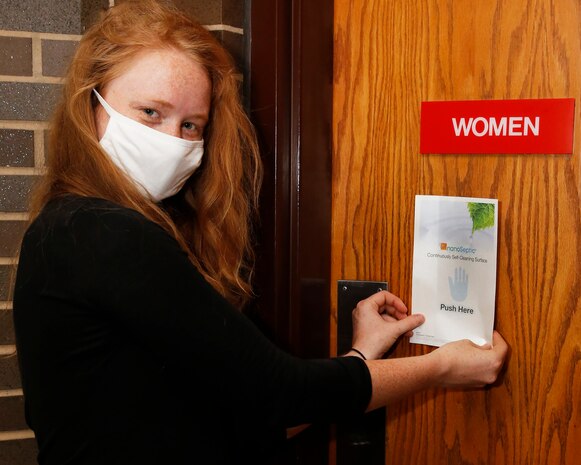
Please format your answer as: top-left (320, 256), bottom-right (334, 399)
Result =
top-left (422, 351), bottom-right (446, 386)
top-left (342, 348), bottom-right (368, 360)
top-left (365, 354), bottom-right (441, 410)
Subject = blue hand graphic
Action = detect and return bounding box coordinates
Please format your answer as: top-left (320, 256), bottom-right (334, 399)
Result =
top-left (448, 267), bottom-right (468, 301)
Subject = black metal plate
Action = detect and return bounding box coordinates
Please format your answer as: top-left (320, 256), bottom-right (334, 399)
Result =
top-left (337, 280), bottom-right (388, 354)
top-left (336, 279), bottom-right (388, 465)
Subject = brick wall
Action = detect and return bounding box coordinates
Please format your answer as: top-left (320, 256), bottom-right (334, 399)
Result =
top-left (0, 1), bottom-right (246, 463)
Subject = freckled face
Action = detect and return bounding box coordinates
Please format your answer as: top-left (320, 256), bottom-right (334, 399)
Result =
top-left (94, 48), bottom-right (212, 141)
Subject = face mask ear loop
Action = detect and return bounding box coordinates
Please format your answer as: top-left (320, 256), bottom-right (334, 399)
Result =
top-left (93, 89), bottom-right (115, 117)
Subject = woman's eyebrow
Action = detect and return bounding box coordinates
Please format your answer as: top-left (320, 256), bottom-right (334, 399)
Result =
top-left (129, 98), bottom-right (173, 109)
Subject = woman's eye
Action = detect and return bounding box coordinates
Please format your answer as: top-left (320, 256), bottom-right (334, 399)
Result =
top-left (181, 121), bottom-right (203, 141)
top-left (141, 107), bottom-right (160, 120)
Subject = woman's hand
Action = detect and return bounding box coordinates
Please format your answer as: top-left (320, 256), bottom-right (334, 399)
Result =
top-left (364, 331), bottom-right (508, 410)
top-left (428, 330), bottom-right (508, 387)
top-left (348, 290), bottom-right (425, 360)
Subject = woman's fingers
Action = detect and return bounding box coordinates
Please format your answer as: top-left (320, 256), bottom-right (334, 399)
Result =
top-left (360, 290), bottom-right (408, 316)
top-left (393, 313), bottom-right (425, 336)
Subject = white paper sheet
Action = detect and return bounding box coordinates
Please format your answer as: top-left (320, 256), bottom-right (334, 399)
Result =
top-left (410, 195), bottom-right (498, 347)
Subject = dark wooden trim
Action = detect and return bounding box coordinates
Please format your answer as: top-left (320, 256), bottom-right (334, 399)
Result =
top-left (247, 0), bottom-right (334, 462)
top-left (289, 0), bottom-right (334, 359)
top-left (246, 0), bottom-right (293, 350)
top-left (247, 0), bottom-right (333, 358)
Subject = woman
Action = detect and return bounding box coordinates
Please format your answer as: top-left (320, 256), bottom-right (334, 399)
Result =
top-left (12, 1), bottom-right (507, 464)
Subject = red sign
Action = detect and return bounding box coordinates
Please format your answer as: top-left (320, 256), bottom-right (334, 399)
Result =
top-left (420, 98), bottom-right (575, 154)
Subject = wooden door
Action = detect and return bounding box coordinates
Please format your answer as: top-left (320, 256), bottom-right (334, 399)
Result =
top-left (332, 1), bottom-right (581, 464)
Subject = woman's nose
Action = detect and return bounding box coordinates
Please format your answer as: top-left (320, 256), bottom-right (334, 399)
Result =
top-left (162, 124), bottom-right (182, 139)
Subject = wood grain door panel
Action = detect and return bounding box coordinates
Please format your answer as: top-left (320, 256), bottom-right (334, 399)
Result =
top-left (332, 1), bottom-right (581, 464)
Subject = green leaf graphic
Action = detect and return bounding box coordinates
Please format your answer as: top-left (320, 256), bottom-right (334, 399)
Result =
top-left (467, 202), bottom-right (495, 233)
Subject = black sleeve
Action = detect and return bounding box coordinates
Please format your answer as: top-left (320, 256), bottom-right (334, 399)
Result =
top-left (50, 199), bottom-right (371, 427)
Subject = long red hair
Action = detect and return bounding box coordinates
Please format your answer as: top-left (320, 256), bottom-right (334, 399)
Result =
top-left (29, 0), bottom-right (262, 308)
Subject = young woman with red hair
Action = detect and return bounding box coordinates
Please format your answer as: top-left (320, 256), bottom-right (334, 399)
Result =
top-left (13, 1), bottom-right (507, 464)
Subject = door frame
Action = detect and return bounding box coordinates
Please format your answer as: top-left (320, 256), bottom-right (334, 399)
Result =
top-left (247, 0), bottom-right (334, 360)
top-left (247, 0), bottom-right (334, 462)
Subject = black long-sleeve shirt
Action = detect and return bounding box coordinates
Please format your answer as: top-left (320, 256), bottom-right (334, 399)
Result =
top-left (13, 195), bottom-right (371, 464)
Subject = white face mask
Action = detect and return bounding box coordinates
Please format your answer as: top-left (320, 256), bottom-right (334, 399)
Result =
top-left (94, 90), bottom-right (204, 202)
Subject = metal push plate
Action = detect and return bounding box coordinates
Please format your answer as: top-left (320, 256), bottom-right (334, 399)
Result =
top-left (337, 280), bottom-right (388, 354)
top-left (336, 279), bottom-right (388, 465)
